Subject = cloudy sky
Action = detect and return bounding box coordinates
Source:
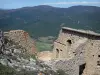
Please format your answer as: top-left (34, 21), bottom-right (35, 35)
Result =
top-left (0, 0), bottom-right (100, 9)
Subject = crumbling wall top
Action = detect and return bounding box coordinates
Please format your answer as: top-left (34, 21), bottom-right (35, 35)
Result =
top-left (62, 27), bottom-right (100, 37)
top-left (4, 30), bottom-right (37, 54)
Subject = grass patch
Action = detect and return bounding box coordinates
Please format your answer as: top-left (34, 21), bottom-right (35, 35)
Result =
top-left (36, 41), bottom-right (53, 52)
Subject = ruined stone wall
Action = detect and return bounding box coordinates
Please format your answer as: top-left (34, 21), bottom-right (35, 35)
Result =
top-left (52, 28), bottom-right (100, 75)
top-left (4, 30), bottom-right (37, 54)
top-left (52, 29), bottom-right (87, 59)
top-left (52, 44), bottom-right (86, 75)
top-left (83, 38), bottom-right (100, 75)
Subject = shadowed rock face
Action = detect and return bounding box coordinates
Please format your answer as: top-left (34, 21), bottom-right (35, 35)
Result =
top-left (4, 30), bottom-right (37, 54)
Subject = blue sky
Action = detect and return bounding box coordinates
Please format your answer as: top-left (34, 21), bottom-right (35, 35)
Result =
top-left (0, 0), bottom-right (100, 9)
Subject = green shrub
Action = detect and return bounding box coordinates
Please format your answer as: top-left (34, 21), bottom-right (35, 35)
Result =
top-left (56, 69), bottom-right (68, 75)
top-left (0, 64), bottom-right (16, 75)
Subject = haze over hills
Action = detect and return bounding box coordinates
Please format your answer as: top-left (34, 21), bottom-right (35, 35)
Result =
top-left (0, 5), bottom-right (100, 37)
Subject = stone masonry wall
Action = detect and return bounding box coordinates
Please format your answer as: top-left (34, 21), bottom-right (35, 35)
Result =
top-left (52, 44), bottom-right (86, 75)
top-left (52, 27), bottom-right (100, 75)
top-left (52, 29), bottom-right (88, 59)
top-left (83, 39), bottom-right (100, 75)
top-left (4, 30), bottom-right (37, 54)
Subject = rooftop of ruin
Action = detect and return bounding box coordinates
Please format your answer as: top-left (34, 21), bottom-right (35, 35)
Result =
top-left (62, 27), bottom-right (100, 36)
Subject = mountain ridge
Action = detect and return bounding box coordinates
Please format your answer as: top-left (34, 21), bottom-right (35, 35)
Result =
top-left (0, 5), bottom-right (100, 37)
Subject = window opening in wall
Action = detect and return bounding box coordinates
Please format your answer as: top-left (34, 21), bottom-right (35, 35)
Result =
top-left (67, 39), bottom-right (72, 45)
top-left (80, 52), bottom-right (82, 54)
top-left (98, 55), bottom-right (100, 57)
top-left (60, 49), bottom-right (62, 51)
top-left (73, 52), bottom-right (75, 53)
top-left (73, 52), bottom-right (76, 56)
top-left (56, 49), bottom-right (59, 58)
top-left (91, 43), bottom-right (93, 46)
top-left (79, 63), bottom-right (86, 75)
top-left (97, 61), bottom-right (100, 66)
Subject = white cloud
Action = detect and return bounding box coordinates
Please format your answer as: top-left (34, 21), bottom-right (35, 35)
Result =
top-left (43, 1), bottom-right (100, 5)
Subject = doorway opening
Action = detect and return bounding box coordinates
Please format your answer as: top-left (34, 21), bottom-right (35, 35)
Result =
top-left (79, 63), bottom-right (86, 75)
top-left (56, 49), bottom-right (59, 58)
top-left (67, 39), bottom-right (72, 45)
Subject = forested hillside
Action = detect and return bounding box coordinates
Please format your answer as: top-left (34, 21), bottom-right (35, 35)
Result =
top-left (0, 5), bottom-right (100, 37)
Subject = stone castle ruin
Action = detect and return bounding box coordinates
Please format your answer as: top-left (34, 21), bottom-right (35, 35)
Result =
top-left (52, 27), bottom-right (100, 75)
top-left (4, 30), bottom-right (37, 54)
